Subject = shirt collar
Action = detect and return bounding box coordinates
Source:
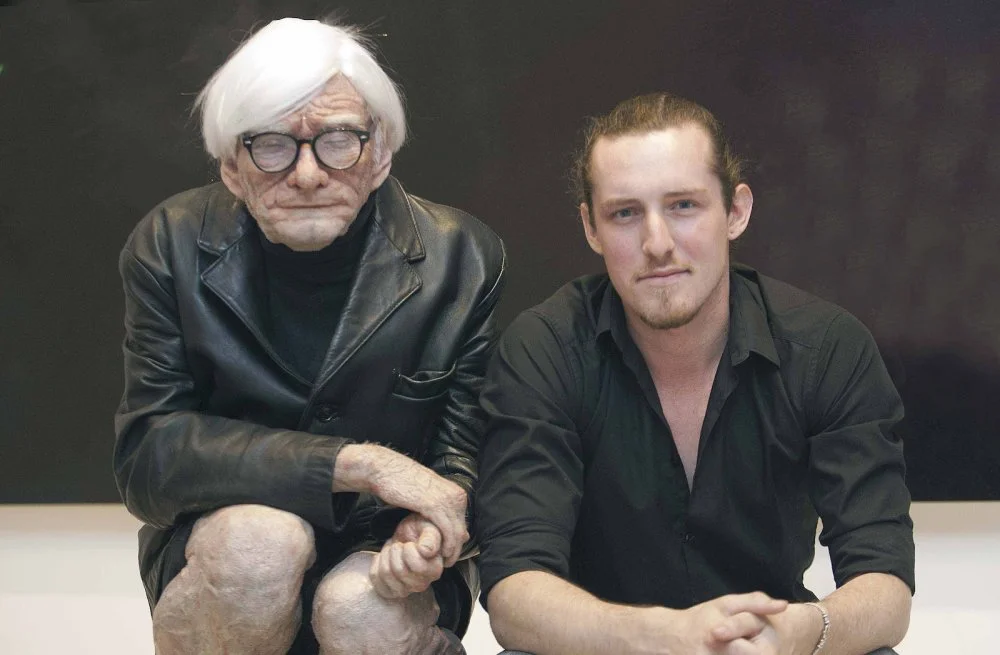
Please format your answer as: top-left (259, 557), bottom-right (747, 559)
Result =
top-left (594, 265), bottom-right (781, 368)
top-left (728, 265), bottom-right (780, 367)
top-left (594, 279), bottom-right (623, 350)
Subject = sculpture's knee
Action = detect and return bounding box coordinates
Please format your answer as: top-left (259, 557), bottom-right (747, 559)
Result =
top-left (152, 507), bottom-right (315, 654)
top-left (312, 552), bottom-right (440, 654)
top-left (312, 552), bottom-right (382, 645)
top-left (187, 504), bottom-right (316, 600)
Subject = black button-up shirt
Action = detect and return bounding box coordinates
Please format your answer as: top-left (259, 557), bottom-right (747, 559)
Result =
top-left (477, 266), bottom-right (915, 609)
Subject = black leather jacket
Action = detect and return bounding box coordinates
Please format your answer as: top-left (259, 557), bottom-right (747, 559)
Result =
top-left (114, 177), bottom-right (505, 592)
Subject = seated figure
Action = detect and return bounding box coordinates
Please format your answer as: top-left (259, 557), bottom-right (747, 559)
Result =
top-left (114, 17), bottom-right (505, 655)
top-left (476, 93), bottom-right (913, 655)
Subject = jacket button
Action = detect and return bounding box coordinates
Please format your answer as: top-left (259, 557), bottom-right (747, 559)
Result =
top-left (315, 404), bottom-right (338, 422)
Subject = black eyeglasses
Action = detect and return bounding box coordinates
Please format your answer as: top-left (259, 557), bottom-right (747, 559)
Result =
top-left (240, 128), bottom-right (371, 173)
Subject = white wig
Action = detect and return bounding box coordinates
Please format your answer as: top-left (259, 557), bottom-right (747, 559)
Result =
top-left (196, 18), bottom-right (406, 162)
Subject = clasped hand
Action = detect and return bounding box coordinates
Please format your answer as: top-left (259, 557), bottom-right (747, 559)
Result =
top-left (367, 450), bottom-right (470, 567)
top-left (640, 592), bottom-right (815, 655)
top-left (370, 513), bottom-right (447, 599)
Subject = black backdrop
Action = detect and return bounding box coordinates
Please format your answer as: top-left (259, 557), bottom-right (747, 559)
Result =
top-left (2, 0), bottom-right (998, 502)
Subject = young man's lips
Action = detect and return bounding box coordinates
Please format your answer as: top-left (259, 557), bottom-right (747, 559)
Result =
top-left (639, 269), bottom-right (687, 281)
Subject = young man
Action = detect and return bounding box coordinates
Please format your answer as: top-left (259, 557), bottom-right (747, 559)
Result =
top-left (114, 18), bottom-right (504, 654)
top-left (476, 93), bottom-right (913, 655)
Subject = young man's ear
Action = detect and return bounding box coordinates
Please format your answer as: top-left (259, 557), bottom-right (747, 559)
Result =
top-left (580, 203), bottom-right (604, 256)
top-left (727, 183), bottom-right (753, 241)
top-left (220, 157), bottom-right (245, 200)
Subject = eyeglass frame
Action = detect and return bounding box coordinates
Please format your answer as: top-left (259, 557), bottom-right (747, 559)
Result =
top-left (239, 127), bottom-right (372, 173)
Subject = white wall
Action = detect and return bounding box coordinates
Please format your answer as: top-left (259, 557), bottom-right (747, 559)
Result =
top-left (0, 503), bottom-right (996, 654)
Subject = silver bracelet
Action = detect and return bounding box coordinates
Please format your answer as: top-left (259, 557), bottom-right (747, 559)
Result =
top-left (803, 602), bottom-right (830, 655)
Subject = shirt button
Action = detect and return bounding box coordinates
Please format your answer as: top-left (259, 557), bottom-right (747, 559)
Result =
top-left (315, 403), bottom-right (339, 422)
top-left (683, 532), bottom-right (695, 544)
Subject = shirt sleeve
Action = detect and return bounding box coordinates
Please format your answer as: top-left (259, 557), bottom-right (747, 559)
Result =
top-left (475, 310), bottom-right (586, 607)
top-left (806, 311), bottom-right (916, 593)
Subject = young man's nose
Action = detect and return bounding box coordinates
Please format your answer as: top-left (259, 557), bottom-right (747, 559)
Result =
top-left (642, 214), bottom-right (675, 258)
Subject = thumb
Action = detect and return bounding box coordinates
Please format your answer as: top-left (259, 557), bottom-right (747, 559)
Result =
top-left (397, 518), bottom-right (422, 542)
top-left (417, 524), bottom-right (441, 558)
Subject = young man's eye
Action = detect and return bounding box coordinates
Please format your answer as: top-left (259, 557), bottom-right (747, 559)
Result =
top-left (611, 207), bottom-right (635, 219)
top-left (673, 199), bottom-right (697, 211)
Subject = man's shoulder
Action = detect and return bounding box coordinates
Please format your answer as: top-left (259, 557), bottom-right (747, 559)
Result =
top-left (737, 266), bottom-right (871, 351)
top-left (123, 182), bottom-right (238, 259)
top-left (506, 274), bottom-right (607, 349)
top-left (405, 191), bottom-right (499, 242)
top-left (388, 179), bottom-right (504, 266)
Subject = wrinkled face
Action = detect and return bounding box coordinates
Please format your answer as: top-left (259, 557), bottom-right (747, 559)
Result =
top-left (221, 75), bottom-right (391, 251)
top-left (581, 124), bottom-right (752, 331)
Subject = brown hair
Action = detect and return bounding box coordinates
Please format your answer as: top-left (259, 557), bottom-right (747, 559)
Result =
top-left (572, 93), bottom-right (745, 220)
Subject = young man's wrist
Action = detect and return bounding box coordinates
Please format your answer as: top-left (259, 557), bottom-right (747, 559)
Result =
top-left (782, 602), bottom-right (827, 655)
top-left (801, 602), bottom-right (829, 654)
top-left (620, 604), bottom-right (681, 653)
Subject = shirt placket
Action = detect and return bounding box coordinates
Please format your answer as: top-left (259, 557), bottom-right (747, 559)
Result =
top-left (620, 336), bottom-right (742, 606)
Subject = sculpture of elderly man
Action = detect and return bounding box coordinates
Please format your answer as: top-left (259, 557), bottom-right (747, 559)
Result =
top-left (114, 18), bottom-right (505, 655)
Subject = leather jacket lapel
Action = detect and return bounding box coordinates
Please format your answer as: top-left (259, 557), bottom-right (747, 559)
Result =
top-left (196, 178), bottom-right (427, 388)
top-left (312, 178), bottom-right (424, 388)
top-left (198, 195), bottom-right (304, 381)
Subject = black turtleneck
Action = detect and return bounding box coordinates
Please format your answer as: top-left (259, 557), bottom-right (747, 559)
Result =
top-left (258, 193), bottom-right (375, 383)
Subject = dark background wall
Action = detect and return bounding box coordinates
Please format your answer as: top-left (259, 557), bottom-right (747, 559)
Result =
top-left (2, 0), bottom-right (998, 502)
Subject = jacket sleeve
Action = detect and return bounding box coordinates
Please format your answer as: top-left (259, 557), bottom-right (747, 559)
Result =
top-left (113, 227), bottom-right (353, 532)
top-left (806, 312), bottom-right (916, 593)
top-left (421, 239), bottom-right (507, 555)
